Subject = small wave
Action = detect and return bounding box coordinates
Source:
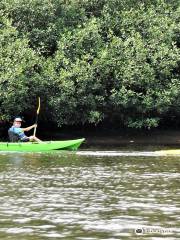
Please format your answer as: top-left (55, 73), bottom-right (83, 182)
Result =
top-left (77, 151), bottom-right (159, 157)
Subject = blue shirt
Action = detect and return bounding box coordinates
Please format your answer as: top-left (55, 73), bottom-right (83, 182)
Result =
top-left (9, 126), bottom-right (27, 140)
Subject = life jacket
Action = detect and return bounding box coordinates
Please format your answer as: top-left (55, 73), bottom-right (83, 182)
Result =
top-left (8, 129), bottom-right (19, 142)
top-left (8, 126), bottom-right (26, 142)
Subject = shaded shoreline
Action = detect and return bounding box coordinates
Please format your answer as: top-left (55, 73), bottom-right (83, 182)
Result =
top-left (41, 129), bottom-right (180, 148)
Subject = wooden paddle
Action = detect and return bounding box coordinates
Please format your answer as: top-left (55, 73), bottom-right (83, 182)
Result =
top-left (33, 97), bottom-right (41, 137)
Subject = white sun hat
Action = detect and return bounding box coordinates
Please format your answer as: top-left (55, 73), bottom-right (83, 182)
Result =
top-left (14, 117), bottom-right (23, 122)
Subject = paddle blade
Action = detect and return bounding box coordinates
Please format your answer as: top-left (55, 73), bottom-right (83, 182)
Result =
top-left (37, 97), bottom-right (41, 114)
top-left (34, 97), bottom-right (40, 136)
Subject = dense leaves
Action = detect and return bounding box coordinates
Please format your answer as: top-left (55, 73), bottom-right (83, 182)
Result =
top-left (0, 15), bottom-right (41, 120)
top-left (0, 0), bottom-right (179, 128)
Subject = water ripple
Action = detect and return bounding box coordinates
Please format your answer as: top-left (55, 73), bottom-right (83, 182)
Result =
top-left (0, 153), bottom-right (179, 239)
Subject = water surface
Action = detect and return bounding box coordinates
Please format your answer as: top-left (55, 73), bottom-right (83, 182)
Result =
top-left (0, 150), bottom-right (179, 239)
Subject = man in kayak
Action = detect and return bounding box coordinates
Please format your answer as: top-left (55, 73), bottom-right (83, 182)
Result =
top-left (8, 117), bottom-right (42, 142)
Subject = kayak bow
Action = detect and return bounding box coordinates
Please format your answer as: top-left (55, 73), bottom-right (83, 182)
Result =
top-left (0, 138), bottom-right (85, 152)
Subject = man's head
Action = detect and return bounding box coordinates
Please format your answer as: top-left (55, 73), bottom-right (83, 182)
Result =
top-left (13, 117), bottom-right (22, 127)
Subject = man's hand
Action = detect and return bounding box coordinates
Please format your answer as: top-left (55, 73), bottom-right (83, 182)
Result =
top-left (23, 124), bottom-right (37, 132)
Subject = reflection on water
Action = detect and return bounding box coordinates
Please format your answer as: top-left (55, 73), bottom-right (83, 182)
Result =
top-left (77, 150), bottom-right (160, 156)
top-left (0, 151), bottom-right (180, 240)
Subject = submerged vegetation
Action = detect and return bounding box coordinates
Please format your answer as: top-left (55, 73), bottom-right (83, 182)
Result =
top-left (0, 0), bottom-right (179, 129)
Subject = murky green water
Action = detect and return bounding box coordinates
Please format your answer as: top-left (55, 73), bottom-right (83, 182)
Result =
top-left (0, 151), bottom-right (179, 240)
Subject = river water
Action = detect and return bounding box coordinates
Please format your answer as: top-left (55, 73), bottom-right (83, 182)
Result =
top-left (0, 149), bottom-right (179, 240)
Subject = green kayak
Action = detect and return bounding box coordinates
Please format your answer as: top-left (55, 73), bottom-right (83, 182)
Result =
top-left (0, 138), bottom-right (85, 152)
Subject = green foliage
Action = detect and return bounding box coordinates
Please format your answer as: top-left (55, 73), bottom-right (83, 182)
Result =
top-left (0, 15), bottom-right (41, 120)
top-left (0, 0), bottom-right (179, 128)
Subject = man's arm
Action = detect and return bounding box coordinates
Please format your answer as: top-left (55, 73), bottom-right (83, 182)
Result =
top-left (22, 124), bottom-right (37, 132)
